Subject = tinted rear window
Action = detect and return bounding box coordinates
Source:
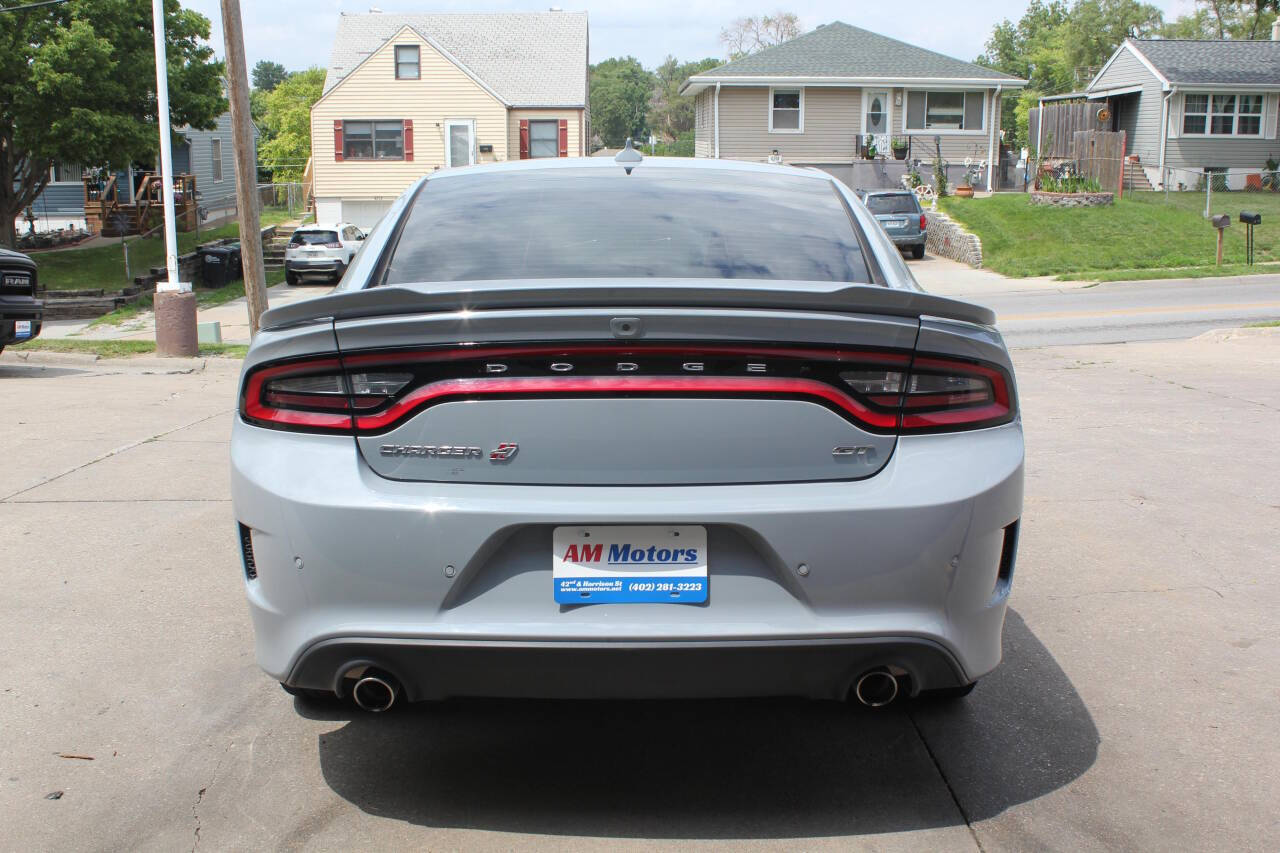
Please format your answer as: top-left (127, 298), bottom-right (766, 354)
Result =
top-left (290, 230), bottom-right (338, 246)
top-left (384, 167), bottom-right (872, 284)
top-left (865, 194), bottom-right (919, 215)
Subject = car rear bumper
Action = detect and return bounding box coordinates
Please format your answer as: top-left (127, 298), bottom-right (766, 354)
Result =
top-left (0, 298), bottom-right (43, 345)
top-left (887, 233), bottom-right (926, 247)
top-left (288, 636), bottom-right (968, 701)
top-left (285, 259), bottom-right (345, 273)
top-left (231, 418), bottom-right (1024, 700)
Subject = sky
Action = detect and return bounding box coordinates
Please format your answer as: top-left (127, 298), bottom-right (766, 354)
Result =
top-left (185, 0), bottom-right (1201, 74)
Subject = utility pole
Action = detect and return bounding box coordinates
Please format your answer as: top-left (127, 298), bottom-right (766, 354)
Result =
top-left (220, 0), bottom-right (268, 336)
top-left (152, 0), bottom-right (198, 357)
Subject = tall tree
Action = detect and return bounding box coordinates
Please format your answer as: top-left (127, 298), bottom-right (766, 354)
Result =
top-left (1161, 0), bottom-right (1277, 39)
top-left (589, 57), bottom-right (654, 148)
top-left (719, 12), bottom-right (801, 60)
top-left (256, 67), bottom-right (324, 182)
top-left (648, 56), bottom-right (721, 141)
top-left (251, 59), bottom-right (289, 92)
top-left (0, 0), bottom-right (224, 248)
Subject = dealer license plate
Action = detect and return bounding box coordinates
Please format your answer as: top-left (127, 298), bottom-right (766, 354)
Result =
top-left (553, 525), bottom-right (708, 604)
top-left (14, 321), bottom-right (31, 339)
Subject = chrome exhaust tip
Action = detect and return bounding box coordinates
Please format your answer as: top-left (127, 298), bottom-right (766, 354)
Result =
top-left (351, 674), bottom-right (398, 712)
top-left (853, 670), bottom-right (899, 707)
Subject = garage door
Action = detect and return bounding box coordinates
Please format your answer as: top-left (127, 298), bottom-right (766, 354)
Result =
top-left (341, 200), bottom-right (395, 230)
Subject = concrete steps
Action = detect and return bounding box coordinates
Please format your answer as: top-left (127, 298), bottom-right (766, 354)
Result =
top-left (1124, 161), bottom-right (1154, 192)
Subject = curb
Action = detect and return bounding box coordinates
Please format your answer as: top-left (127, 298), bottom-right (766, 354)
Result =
top-left (1, 350), bottom-right (243, 372)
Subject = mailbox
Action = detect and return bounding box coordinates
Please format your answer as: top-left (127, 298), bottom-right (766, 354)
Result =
top-left (1240, 211), bottom-right (1261, 225)
top-left (1211, 214), bottom-right (1230, 229)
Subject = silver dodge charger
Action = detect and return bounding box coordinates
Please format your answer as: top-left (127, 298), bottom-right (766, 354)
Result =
top-left (231, 153), bottom-right (1023, 712)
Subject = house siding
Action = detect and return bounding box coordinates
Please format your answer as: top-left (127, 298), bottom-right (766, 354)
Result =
top-left (1165, 91), bottom-right (1280, 180)
top-left (506, 109), bottom-right (585, 158)
top-left (706, 85), bottom-right (1004, 169)
top-left (1090, 46), bottom-right (1164, 164)
top-left (311, 28), bottom-right (510, 202)
top-left (694, 90), bottom-right (713, 157)
top-left (182, 111), bottom-right (242, 209)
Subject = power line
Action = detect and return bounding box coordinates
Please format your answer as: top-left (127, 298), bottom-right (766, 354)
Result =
top-left (0, 0), bottom-right (71, 13)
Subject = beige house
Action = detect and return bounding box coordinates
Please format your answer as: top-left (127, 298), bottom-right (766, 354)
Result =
top-left (312, 11), bottom-right (589, 227)
top-left (681, 22), bottom-right (1026, 191)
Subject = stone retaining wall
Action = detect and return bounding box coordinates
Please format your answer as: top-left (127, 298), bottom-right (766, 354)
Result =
top-left (924, 210), bottom-right (983, 268)
top-left (1029, 191), bottom-right (1115, 207)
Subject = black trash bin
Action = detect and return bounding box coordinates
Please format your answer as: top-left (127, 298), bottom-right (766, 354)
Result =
top-left (198, 246), bottom-right (231, 287)
top-left (222, 242), bottom-right (243, 282)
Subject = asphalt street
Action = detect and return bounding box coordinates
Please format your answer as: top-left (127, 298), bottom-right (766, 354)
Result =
top-left (909, 259), bottom-right (1280, 347)
top-left (1, 265), bottom-right (1279, 850)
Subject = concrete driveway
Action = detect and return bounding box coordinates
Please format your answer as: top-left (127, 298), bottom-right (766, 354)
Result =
top-left (1, 329), bottom-right (1278, 850)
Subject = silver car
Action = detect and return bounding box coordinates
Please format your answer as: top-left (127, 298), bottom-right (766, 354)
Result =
top-left (232, 154), bottom-right (1022, 712)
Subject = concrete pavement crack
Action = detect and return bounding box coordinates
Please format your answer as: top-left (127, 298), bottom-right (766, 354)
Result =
top-left (1047, 584), bottom-right (1225, 600)
top-left (191, 786), bottom-right (205, 853)
top-left (1127, 367), bottom-right (1280, 413)
top-left (0, 409), bottom-right (232, 503)
top-left (906, 711), bottom-right (986, 852)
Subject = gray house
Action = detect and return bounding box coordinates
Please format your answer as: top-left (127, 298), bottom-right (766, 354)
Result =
top-left (1086, 30), bottom-right (1280, 190)
top-left (680, 22), bottom-right (1026, 190)
top-left (22, 111), bottom-right (256, 234)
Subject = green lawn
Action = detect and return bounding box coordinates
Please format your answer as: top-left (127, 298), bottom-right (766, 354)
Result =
top-left (32, 206), bottom-right (299, 291)
top-left (87, 268), bottom-right (286, 328)
top-left (940, 191), bottom-right (1280, 279)
top-left (11, 339), bottom-right (248, 359)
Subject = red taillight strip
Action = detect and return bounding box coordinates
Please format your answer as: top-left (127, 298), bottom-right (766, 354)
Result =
top-left (352, 375), bottom-right (900, 432)
top-left (901, 356), bottom-right (1013, 429)
top-left (241, 358), bottom-right (353, 430)
top-left (341, 344), bottom-right (912, 368)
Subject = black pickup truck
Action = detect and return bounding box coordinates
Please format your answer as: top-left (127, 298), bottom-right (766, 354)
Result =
top-left (0, 247), bottom-right (42, 354)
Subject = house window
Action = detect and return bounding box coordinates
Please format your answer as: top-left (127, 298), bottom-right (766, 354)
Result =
top-left (395, 45), bottom-right (419, 80)
top-left (770, 88), bottom-right (803, 132)
top-left (343, 121), bottom-right (405, 160)
top-left (212, 138), bottom-right (223, 181)
top-left (528, 120), bottom-right (559, 158)
top-left (905, 91), bottom-right (985, 132)
top-left (1184, 93), bottom-right (1261, 136)
top-left (50, 163), bottom-right (84, 183)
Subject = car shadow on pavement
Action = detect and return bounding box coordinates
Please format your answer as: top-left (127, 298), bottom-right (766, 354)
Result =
top-left (0, 364), bottom-right (92, 378)
top-left (306, 610), bottom-right (1097, 838)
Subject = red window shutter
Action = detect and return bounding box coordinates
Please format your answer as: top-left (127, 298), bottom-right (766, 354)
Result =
top-left (403, 119), bottom-right (413, 161)
top-left (558, 119), bottom-right (569, 157)
top-left (334, 120), bottom-right (344, 162)
top-left (519, 120), bottom-right (530, 159)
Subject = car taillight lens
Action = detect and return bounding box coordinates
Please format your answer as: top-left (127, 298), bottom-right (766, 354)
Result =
top-left (241, 347), bottom-right (1013, 435)
top-left (899, 356), bottom-right (1013, 431)
top-left (920, 213), bottom-right (927, 230)
top-left (325, 242), bottom-right (342, 249)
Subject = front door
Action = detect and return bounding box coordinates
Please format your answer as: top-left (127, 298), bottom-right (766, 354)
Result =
top-left (865, 90), bottom-right (891, 138)
top-left (445, 119), bottom-right (475, 168)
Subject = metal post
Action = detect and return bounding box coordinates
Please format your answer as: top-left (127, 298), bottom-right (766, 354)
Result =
top-left (151, 0), bottom-right (198, 357)
top-left (152, 0), bottom-right (182, 294)
top-left (1204, 174), bottom-right (1211, 219)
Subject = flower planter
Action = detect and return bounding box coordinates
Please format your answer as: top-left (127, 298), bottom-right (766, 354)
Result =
top-left (863, 152), bottom-right (877, 161)
top-left (954, 185), bottom-right (974, 198)
top-left (1029, 190), bottom-right (1114, 207)
top-left (892, 147), bottom-right (908, 161)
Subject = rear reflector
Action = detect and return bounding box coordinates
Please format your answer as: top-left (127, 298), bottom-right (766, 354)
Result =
top-left (239, 344), bottom-right (1015, 435)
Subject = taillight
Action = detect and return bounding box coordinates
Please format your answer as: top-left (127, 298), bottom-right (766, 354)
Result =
top-left (899, 356), bottom-right (1014, 431)
top-left (240, 346), bottom-right (1013, 435)
top-left (325, 242), bottom-right (342, 249)
top-left (919, 213), bottom-right (927, 230)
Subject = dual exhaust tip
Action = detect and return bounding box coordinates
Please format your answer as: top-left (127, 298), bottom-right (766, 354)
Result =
top-left (853, 669), bottom-right (900, 707)
top-left (350, 672), bottom-right (399, 712)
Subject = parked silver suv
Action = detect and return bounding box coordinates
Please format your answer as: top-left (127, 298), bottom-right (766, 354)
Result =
top-left (283, 222), bottom-right (365, 284)
top-left (232, 156), bottom-right (1022, 712)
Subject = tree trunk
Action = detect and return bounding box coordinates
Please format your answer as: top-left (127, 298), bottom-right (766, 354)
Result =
top-left (0, 151), bottom-right (53, 251)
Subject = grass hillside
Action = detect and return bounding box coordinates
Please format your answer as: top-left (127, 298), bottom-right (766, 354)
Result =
top-left (940, 192), bottom-right (1279, 279)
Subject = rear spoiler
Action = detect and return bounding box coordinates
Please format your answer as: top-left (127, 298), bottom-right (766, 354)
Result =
top-left (260, 280), bottom-right (996, 331)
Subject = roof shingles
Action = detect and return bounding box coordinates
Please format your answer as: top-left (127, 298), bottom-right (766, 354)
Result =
top-left (324, 11), bottom-right (587, 106)
top-left (693, 22), bottom-right (1022, 82)
top-left (1130, 38), bottom-right (1280, 86)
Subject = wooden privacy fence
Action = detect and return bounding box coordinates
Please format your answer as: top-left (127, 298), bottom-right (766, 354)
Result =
top-left (1073, 130), bottom-right (1126, 192)
top-left (1030, 102), bottom-right (1108, 158)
